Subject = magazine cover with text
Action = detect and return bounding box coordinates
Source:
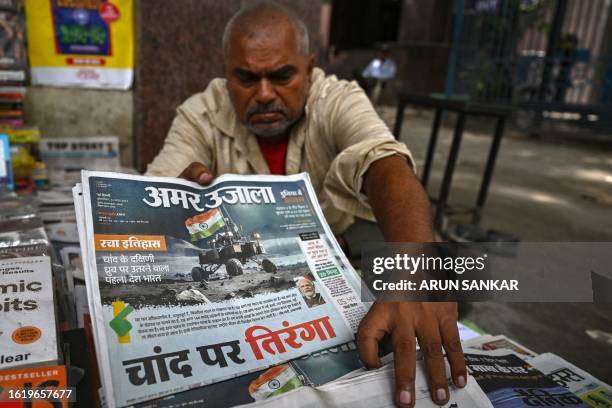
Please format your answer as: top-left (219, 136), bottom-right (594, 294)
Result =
top-left (74, 171), bottom-right (368, 407)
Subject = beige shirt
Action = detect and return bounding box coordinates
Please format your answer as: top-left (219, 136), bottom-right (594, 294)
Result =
top-left (146, 68), bottom-right (415, 234)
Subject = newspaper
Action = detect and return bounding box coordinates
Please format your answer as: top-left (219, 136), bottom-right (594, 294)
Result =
top-left (241, 360), bottom-right (493, 408)
top-left (74, 171), bottom-right (369, 407)
top-left (530, 353), bottom-right (612, 407)
top-left (134, 342), bottom-right (360, 408)
top-left (40, 137), bottom-right (120, 186)
top-left (465, 349), bottom-right (588, 407)
top-left (463, 334), bottom-right (537, 359)
top-left (135, 351), bottom-right (494, 408)
top-left (134, 322), bottom-right (482, 407)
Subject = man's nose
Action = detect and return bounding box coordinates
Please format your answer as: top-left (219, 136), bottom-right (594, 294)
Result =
top-left (255, 79), bottom-right (276, 104)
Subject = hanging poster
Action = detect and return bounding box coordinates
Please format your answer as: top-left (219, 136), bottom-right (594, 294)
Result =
top-left (0, 0), bottom-right (27, 72)
top-left (25, 0), bottom-right (134, 89)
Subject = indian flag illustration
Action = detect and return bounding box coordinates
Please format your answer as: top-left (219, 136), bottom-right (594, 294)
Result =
top-left (185, 209), bottom-right (225, 241)
top-left (248, 364), bottom-right (301, 401)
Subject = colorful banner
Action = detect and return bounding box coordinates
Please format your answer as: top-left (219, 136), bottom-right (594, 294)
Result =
top-left (25, 0), bottom-right (134, 89)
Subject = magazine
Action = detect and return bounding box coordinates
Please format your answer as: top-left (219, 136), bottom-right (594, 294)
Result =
top-left (0, 364), bottom-right (69, 408)
top-left (0, 0), bottom-right (26, 72)
top-left (465, 349), bottom-right (588, 407)
top-left (0, 255), bottom-right (58, 369)
top-left (74, 171), bottom-right (369, 407)
top-left (0, 134), bottom-right (13, 191)
top-left (530, 353), bottom-right (612, 408)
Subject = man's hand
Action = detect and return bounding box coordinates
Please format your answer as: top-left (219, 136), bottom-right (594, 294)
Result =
top-left (357, 302), bottom-right (466, 407)
top-left (179, 162), bottom-right (214, 185)
top-left (361, 156), bottom-right (466, 406)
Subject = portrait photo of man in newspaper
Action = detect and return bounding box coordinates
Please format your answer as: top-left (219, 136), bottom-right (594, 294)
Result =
top-left (145, 2), bottom-right (465, 407)
top-left (296, 274), bottom-right (326, 308)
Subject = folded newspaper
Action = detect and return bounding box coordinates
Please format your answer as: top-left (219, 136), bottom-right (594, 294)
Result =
top-left (240, 360), bottom-right (493, 408)
top-left (530, 353), bottom-right (612, 407)
top-left (135, 323), bottom-right (481, 408)
top-left (465, 349), bottom-right (590, 407)
top-left (463, 334), bottom-right (537, 359)
top-left (74, 171), bottom-right (369, 407)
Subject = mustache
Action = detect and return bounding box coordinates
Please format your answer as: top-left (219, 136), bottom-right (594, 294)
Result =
top-left (247, 103), bottom-right (289, 119)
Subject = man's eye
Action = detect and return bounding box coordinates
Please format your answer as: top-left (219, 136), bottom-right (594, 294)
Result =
top-left (234, 72), bottom-right (258, 86)
top-left (271, 73), bottom-right (293, 84)
top-left (238, 77), bottom-right (257, 86)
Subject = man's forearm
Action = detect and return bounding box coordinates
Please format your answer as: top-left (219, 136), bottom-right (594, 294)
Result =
top-left (359, 157), bottom-right (464, 408)
top-left (363, 155), bottom-right (434, 242)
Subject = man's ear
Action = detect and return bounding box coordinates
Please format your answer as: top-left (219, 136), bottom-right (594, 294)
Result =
top-left (222, 60), bottom-right (229, 79)
top-left (307, 53), bottom-right (315, 76)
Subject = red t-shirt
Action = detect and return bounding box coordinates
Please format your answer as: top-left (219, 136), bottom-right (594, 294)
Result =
top-left (257, 137), bottom-right (289, 175)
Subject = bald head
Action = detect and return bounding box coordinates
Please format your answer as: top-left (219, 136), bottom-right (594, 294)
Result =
top-left (222, 1), bottom-right (309, 59)
top-left (222, 1), bottom-right (314, 140)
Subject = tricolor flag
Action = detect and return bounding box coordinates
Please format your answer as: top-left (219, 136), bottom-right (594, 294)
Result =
top-left (248, 365), bottom-right (301, 401)
top-left (185, 209), bottom-right (225, 241)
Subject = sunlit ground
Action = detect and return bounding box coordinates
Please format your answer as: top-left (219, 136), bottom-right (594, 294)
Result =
top-left (378, 106), bottom-right (612, 240)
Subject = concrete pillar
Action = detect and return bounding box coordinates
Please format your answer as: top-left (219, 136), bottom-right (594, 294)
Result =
top-left (395, 0), bottom-right (453, 94)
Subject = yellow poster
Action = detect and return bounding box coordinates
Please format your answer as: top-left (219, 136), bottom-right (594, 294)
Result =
top-left (25, 0), bottom-right (134, 89)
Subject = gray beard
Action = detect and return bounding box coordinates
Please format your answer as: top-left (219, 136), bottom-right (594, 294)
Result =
top-left (303, 291), bottom-right (316, 299)
top-left (245, 114), bottom-right (300, 138)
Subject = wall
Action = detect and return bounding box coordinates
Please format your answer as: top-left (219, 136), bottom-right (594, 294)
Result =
top-left (394, 0), bottom-right (453, 94)
top-left (24, 87), bottom-right (134, 167)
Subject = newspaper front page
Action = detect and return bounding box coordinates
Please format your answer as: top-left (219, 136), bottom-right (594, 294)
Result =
top-left (465, 349), bottom-right (588, 407)
top-left (530, 353), bottom-right (612, 407)
top-left (74, 171), bottom-right (368, 407)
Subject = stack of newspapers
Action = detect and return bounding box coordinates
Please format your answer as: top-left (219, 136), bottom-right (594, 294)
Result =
top-left (460, 335), bottom-right (611, 408)
top-left (74, 171), bottom-right (371, 407)
top-left (37, 136), bottom-right (129, 329)
top-left (73, 171), bottom-right (612, 408)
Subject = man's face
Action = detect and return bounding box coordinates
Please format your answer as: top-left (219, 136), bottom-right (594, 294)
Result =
top-left (298, 278), bottom-right (315, 297)
top-left (224, 21), bottom-right (314, 138)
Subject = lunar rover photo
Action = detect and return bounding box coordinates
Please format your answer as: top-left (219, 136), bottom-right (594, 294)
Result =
top-left (191, 216), bottom-right (278, 282)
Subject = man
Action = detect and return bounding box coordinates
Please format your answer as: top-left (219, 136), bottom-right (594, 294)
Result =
top-left (297, 276), bottom-right (326, 308)
top-left (361, 46), bottom-right (397, 104)
top-left (146, 2), bottom-right (465, 407)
